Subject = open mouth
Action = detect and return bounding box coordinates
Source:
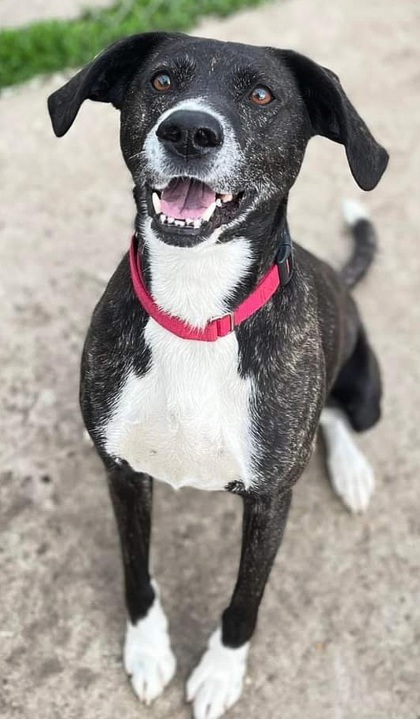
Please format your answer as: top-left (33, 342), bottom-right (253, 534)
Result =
top-left (148, 177), bottom-right (244, 236)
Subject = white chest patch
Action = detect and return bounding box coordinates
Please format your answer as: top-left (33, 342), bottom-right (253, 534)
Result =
top-left (104, 224), bottom-right (256, 492)
top-left (104, 321), bottom-right (254, 491)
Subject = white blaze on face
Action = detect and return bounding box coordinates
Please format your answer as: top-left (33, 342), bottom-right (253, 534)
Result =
top-left (143, 99), bottom-right (241, 189)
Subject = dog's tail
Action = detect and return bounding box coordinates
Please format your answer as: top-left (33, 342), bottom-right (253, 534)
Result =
top-left (340, 200), bottom-right (378, 289)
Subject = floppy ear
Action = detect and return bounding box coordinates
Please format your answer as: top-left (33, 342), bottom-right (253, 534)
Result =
top-left (47, 32), bottom-right (175, 137)
top-left (279, 50), bottom-right (389, 190)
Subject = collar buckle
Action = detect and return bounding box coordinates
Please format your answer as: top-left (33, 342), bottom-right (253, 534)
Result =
top-left (213, 311), bottom-right (235, 336)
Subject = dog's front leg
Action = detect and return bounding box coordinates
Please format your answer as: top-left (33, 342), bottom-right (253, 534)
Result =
top-left (187, 488), bottom-right (292, 719)
top-left (107, 463), bottom-right (176, 704)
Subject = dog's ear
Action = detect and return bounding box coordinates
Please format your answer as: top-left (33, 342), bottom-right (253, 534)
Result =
top-left (48, 32), bottom-right (175, 137)
top-left (278, 50), bottom-right (389, 190)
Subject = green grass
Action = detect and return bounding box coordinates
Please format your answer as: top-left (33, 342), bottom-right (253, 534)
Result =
top-left (0, 0), bottom-right (268, 89)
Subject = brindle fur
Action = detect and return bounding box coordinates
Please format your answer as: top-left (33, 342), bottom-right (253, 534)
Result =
top-left (48, 33), bottom-right (388, 670)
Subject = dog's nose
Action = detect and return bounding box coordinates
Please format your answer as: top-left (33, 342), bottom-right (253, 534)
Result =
top-left (156, 110), bottom-right (223, 158)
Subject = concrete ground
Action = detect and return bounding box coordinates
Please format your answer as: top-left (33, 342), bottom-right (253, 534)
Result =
top-left (1, 0), bottom-right (419, 718)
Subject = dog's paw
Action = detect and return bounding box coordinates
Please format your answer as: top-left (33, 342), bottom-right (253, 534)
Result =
top-left (321, 407), bottom-right (375, 513)
top-left (186, 628), bottom-right (249, 719)
top-left (328, 443), bottom-right (375, 513)
top-left (124, 593), bottom-right (176, 704)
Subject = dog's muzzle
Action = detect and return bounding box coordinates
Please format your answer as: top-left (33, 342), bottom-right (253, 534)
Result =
top-left (156, 110), bottom-right (223, 159)
top-left (144, 107), bottom-right (247, 245)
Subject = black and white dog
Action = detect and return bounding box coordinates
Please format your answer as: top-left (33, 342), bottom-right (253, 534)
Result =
top-left (48, 33), bottom-right (388, 719)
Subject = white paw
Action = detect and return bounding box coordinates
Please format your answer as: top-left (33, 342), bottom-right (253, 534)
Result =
top-left (321, 407), bottom-right (375, 513)
top-left (327, 443), bottom-right (375, 513)
top-left (124, 590), bottom-right (176, 705)
top-left (186, 628), bottom-right (249, 719)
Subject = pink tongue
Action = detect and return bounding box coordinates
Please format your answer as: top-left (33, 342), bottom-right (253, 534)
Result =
top-left (161, 178), bottom-right (216, 220)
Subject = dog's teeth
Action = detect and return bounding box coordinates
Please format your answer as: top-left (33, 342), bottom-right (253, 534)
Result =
top-left (193, 219), bottom-right (202, 228)
top-left (167, 216), bottom-right (175, 224)
top-left (185, 218), bottom-right (194, 226)
top-left (152, 192), bottom-right (161, 214)
top-left (201, 202), bottom-right (216, 222)
top-left (221, 193), bottom-right (233, 203)
top-left (160, 213), bottom-right (167, 224)
top-left (174, 219), bottom-right (185, 227)
top-left (215, 198), bottom-right (223, 207)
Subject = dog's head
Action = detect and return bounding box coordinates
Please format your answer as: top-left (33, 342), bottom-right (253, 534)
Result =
top-left (48, 33), bottom-right (388, 248)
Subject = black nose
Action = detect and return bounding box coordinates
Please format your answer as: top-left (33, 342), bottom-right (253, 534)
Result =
top-left (156, 110), bottom-right (223, 158)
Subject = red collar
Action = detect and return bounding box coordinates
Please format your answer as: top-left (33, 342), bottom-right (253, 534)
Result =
top-left (129, 235), bottom-right (293, 342)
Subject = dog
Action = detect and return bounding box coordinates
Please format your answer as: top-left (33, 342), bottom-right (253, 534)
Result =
top-left (48, 32), bottom-right (388, 719)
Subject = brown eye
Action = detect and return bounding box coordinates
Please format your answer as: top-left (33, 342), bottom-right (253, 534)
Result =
top-left (151, 72), bottom-right (172, 92)
top-left (250, 85), bottom-right (273, 106)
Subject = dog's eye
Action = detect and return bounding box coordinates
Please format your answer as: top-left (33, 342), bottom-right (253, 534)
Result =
top-left (151, 72), bottom-right (172, 92)
top-left (249, 85), bottom-right (274, 106)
